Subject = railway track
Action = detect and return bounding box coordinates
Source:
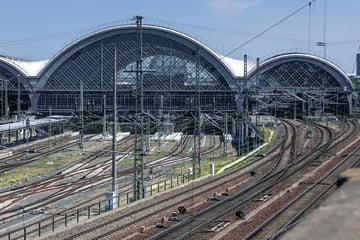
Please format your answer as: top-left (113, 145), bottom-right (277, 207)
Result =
top-left (242, 119), bottom-right (360, 240)
top-left (0, 134), bottom-right (94, 174)
top-left (0, 135), bottom-right (133, 224)
top-left (41, 119), bottom-right (322, 240)
top-left (0, 132), bottom-right (221, 239)
top-left (2, 119), bottom-right (355, 240)
top-left (146, 120), bottom-right (355, 240)
top-left (176, 119), bottom-right (357, 240)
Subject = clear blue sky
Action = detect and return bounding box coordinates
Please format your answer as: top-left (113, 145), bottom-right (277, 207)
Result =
top-left (1, 0), bottom-right (359, 74)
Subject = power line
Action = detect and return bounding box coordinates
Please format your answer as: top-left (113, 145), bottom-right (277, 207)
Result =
top-left (0, 19), bottom-right (131, 49)
top-left (326, 40), bottom-right (360, 46)
top-left (223, 0), bottom-right (317, 58)
top-left (308, 1), bottom-right (312, 51)
top-left (148, 17), bottom-right (315, 46)
top-left (150, 15), bottom-right (360, 49)
top-left (0, 28), bottom-right (92, 48)
top-left (0, 9), bottom-right (336, 52)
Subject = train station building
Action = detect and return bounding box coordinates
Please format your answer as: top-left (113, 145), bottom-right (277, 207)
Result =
top-left (0, 23), bottom-right (356, 149)
top-left (0, 24), bottom-right (354, 117)
top-left (1, 23), bottom-right (359, 239)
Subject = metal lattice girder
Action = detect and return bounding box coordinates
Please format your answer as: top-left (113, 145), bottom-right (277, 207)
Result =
top-left (0, 68), bottom-right (31, 117)
top-left (250, 89), bottom-right (351, 117)
top-left (44, 40), bottom-right (229, 92)
top-left (0, 69), bottom-right (26, 91)
top-left (255, 60), bottom-right (341, 91)
top-left (37, 31), bottom-right (236, 113)
top-left (247, 53), bottom-right (354, 116)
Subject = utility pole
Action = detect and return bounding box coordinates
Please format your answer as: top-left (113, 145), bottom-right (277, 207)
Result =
top-left (26, 117), bottom-right (30, 159)
top-left (103, 95), bottom-right (107, 136)
top-left (157, 95), bottom-right (163, 152)
top-left (48, 108), bottom-right (53, 164)
top-left (223, 112), bottom-right (228, 156)
top-left (196, 51), bottom-right (202, 177)
top-left (192, 50), bottom-right (202, 178)
top-left (243, 54), bottom-right (249, 153)
top-left (4, 79), bottom-right (8, 120)
top-left (1, 79), bottom-right (3, 118)
top-left (145, 113), bottom-right (151, 155)
top-left (294, 96), bottom-right (297, 120)
top-left (255, 58), bottom-right (260, 147)
top-left (112, 44), bottom-right (118, 197)
top-left (133, 15), bottom-right (145, 200)
top-left (17, 75), bottom-right (21, 121)
top-left (79, 79), bottom-right (84, 154)
top-left (237, 113), bottom-right (241, 156)
top-left (126, 16), bottom-right (154, 200)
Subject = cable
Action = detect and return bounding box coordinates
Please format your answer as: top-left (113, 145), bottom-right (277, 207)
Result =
top-left (326, 40), bottom-right (360, 46)
top-left (148, 17), bottom-right (314, 46)
top-left (0, 27), bottom-right (92, 48)
top-left (0, 19), bottom-right (132, 49)
top-left (308, 1), bottom-right (312, 51)
top-left (322, 0), bottom-right (327, 58)
top-left (223, 0), bottom-right (317, 58)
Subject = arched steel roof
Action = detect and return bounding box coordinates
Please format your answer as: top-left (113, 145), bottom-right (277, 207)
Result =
top-left (1, 25), bottom-right (354, 117)
top-left (0, 55), bottom-right (47, 77)
top-left (248, 52), bottom-right (354, 92)
top-left (36, 24), bottom-right (240, 91)
top-left (0, 56), bottom-right (36, 91)
top-left (0, 56), bottom-right (25, 77)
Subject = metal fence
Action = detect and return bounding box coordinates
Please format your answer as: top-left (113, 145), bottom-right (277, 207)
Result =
top-left (0, 174), bottom-right (191, 240)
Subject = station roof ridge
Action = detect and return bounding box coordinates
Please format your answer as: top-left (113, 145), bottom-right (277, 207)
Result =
top-left (0, 55), bottom-right (48, 76)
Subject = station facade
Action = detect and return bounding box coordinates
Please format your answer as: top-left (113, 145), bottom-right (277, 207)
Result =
top-left (0, 24), bottom-right (354, 120)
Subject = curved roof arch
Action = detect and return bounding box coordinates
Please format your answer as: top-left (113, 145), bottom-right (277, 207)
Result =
top-left (248, 53), bottom-right (354, 92)
top-left (0, 56), bottom-right (35, 91)
top-left (37, 24), bottom-right (239, 91)
top-left (0, 56), bottom-right (26, 77)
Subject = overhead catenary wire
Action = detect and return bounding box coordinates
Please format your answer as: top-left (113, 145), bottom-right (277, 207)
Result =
top-left (0, 26), bottom-right (98, 49)
top-left (322, 0), bottom-right (327, 58)
top-left (308, 1), bottom-right (312, 51)
top-left (1, 4), bottom-right (359, 52)
top-left (149, 16), bottom-right (360, 48)
top-left (149, 17), bottom-right (319, 47)
top-left (1, 17), bottom-right (314, 51)
top-left (0, 19), bottom-right (132, 49)
top-left (223, 0), bottom-right (318, 58)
